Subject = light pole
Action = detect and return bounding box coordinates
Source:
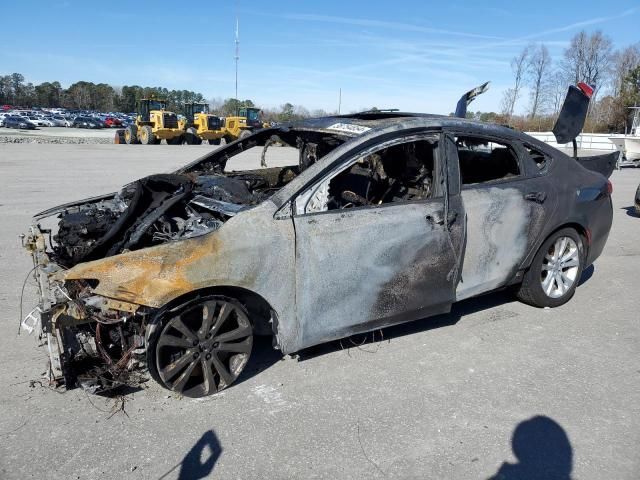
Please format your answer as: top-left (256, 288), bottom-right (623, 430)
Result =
top-left (234, 16), bottom-right (239, 116)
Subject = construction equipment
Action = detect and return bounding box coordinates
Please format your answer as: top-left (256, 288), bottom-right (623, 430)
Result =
top-left (124, 99), bottom-right (183, 145)
top-left (180, 102), bottom-right (224, 145)
top-left (221, 107), bottom-right (265, 142)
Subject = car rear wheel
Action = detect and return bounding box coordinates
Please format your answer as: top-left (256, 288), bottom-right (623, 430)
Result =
top-left (147, 296), bottom-right (253, 397)
top-left (516, 228), bottom-right (584, 308)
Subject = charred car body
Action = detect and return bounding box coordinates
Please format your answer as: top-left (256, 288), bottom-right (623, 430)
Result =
top-left (23, 84), bottom-right (616, 397)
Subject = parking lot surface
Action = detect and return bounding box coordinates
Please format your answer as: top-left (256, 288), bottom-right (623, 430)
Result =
top-left (0, 144), bottom-right (638, 479)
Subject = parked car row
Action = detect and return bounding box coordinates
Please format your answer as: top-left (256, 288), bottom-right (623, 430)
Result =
top-left (0, 109), bottom-right (135, 130)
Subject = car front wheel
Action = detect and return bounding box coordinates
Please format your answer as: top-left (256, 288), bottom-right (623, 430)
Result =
top-left (147, 296), bottom-right (253, 397)
top-left (516, 228), bottom-right (584, 308)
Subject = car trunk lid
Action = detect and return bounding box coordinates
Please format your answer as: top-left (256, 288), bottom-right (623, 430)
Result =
top-left (552, 82), bottom-right (618, 178)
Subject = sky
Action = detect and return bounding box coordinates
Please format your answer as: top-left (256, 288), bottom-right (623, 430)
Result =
top-left (1, 0), bottom-right (639, 114)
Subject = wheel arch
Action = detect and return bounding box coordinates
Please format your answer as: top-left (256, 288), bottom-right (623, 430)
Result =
top-left (521, 220), bottom-right (589, 274)
top-left (546, 221), bottom-right (589, 257)
top-left (149, 285), bottom-right (279, 338)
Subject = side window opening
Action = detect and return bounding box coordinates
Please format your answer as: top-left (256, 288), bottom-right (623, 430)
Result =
top-left (455, 136), bottom-right (520, 185)
top-left (298, 138), bottom-right (438, 214)
top-left (524, 144), bottom-right (550, 171)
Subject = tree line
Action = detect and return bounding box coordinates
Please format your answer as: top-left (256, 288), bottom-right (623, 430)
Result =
top-left (0, 73), bottom-right (205, 114)
top-left (211, 97), bottom-right (334, 122)
top-left (0, 73), bottom-right (326, 122)
top-left (497, 31), bottom-right (640, 133)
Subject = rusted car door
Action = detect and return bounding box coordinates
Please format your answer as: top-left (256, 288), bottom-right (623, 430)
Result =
top-left (291, 133), bottom-right (465, 350)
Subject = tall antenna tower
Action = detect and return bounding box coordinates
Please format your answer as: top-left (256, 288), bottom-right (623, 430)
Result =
top-left (234, 15), bottom-right (239, 112)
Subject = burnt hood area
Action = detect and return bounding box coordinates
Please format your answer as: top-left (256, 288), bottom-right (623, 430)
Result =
top-left (43, 128), bottom-right (349, 268)
top-left (51, 169), bottom-right (291, 268)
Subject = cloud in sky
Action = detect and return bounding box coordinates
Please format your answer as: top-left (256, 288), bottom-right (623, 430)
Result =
top-left (0, 1), bottom-right (638, 114)
top-left (281, 13), bottom-right (505, 40)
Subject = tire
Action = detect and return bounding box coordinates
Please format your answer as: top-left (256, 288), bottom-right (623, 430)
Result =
top-left (140, 125), bottom-right (155, 145)
top-left (516, 228), bottom-right (584, 308)
top-left (239, 129), bottom-right (251, 139)
top-left (184, 127), bottom-right (202, 145)
top-left (124, 125), bottom-right (138, 144)
top-left (208, 138), bottom-right (221, 145)
top-left (114, 129), bottom-right (125, 144)
top-left (146, 295), bottom-right (253, 397)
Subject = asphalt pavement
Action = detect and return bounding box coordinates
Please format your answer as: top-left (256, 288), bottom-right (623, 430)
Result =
top-left (0, 143), bottom-right (638, 479)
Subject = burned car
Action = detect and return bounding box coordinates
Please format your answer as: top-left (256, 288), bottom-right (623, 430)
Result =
top-left (23, 83), bottom-right (615, 397)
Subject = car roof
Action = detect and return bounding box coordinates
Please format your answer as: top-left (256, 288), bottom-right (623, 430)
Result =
top-left (290, 112), bottom-right (523, 140)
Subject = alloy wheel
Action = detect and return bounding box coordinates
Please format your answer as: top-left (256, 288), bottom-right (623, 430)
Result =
top-left (156, 299), bottom-right (253, 397)
top-left (540, 236), bottom-right (580, 299)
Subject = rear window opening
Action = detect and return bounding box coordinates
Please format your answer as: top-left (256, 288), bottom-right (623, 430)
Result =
top-left (455, 136), bottom-right (521, 185)
top-left (524, 144), bottom-right (549, 171)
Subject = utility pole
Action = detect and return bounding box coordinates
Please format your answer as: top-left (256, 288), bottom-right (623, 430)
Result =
top-left (234, 16), bottom-right (240, 116)
top-left (338, 88), bottom-right (341, 114)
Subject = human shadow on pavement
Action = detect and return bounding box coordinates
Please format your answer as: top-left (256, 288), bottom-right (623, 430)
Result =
top-left (488, 415), bottom-right (573, 480)
top-left (159, 430), bottom-right (222, 480)
top-left (179, 430), bottom-right (222, 479)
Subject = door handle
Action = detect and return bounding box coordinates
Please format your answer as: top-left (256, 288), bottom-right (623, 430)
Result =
top-left (524, 191), bottom-right (547, 203)
top-left (426, 211), bottom-right (457, 226)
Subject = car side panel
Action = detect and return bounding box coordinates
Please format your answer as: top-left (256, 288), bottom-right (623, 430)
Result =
top-left (293, 200), bottom-right (459, 351)
top-left (61, 201), bottom-right (301, 353)
top-left (457, 186), bottom-right (532, 300)
top-left (448, 133), bottom-right (558, 301)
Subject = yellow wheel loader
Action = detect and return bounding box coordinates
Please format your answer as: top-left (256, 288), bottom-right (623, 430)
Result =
top-left (221, 107), bottom-right (265, 142)
top-left (123, 99), bottom-right (183, 145)
top-left (179, 103), bottom-right (225, 145)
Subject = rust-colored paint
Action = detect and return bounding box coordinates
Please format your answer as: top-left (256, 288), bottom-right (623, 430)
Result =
top-left (61, 233), bottom-right (223, 308)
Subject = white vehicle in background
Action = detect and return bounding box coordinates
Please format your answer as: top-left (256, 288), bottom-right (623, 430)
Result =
top-left (46, 116), bottom-right (66, 127)
top-left (27, 116), bottom-right (48, 126)
top-left (40, 117), bottom-right (56, 127)
top-left (609, 107), bottom-right (640, 167)
top-left (51, 115), bottom-right (72, 127)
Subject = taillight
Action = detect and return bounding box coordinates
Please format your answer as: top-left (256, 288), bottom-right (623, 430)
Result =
top-left (578, 82), bottom-right (594, 98)
top-left (606, 180), bottom-right (613, 195)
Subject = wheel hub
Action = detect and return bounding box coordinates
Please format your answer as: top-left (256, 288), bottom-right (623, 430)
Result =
top-left (155, 299), bottom-right (253, 397)
top-left (540, 236), bottom-right (580, 299)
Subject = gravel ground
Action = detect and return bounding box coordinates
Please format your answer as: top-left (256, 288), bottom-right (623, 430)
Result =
top-left (0, 143), bottom-right (638, 479)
